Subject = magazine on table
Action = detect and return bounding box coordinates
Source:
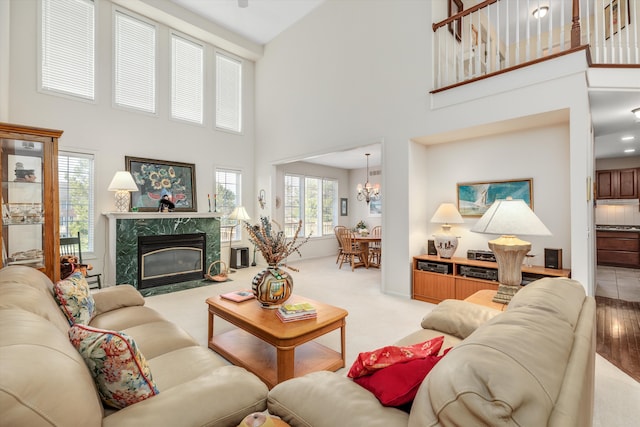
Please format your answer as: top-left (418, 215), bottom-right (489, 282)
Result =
top-left (220, 290), bottom-right (255, 302)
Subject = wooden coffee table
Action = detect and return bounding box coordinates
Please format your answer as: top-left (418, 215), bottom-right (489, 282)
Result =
top-left (206, 294), bottom-right (348, 389)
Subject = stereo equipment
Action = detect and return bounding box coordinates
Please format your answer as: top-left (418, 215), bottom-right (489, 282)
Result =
top-left (459, 265), bottom-right (498, 281)
top-left (417, 261), bottom-right (451, 274)
top-left (544, 248), bottom-right (563, 269)
top-left (427, 240), bottom-right (437, 256)
top-left (467, 249), bottom-right (496, 262)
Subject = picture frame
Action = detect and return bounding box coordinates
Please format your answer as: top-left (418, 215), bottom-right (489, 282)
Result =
top-left (369, 198), bottom-right (382, 217)
top-left (125, 156), bottom-right (197, 212)
top-left (471, 24), bottom-right (479, 47)
top-left (604, 0), bottom-right (630, 40)
top-left (340, 198), bottom-right (348, 216)
top-left (448, 0), bottom-right (463, 42)
top-left (457, 178), bottom-right (533, 217)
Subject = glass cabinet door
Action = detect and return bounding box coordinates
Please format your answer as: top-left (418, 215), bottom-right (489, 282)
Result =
top-left (1, 138), bottom-right (45, 269)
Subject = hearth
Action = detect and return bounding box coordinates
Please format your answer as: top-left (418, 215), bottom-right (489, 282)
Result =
top-left (138, 233), bottom-right (206, 289)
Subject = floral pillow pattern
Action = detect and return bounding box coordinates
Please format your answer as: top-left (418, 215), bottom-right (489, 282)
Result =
top-left (347, 336), bottom-right (445, 379)
top-left (53, 271), bottom-right (95, 325)
top-left (69, 324), bottom-right (159, 409)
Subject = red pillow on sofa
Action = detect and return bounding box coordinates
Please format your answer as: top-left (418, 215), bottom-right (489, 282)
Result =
top-left (347, 336), bottom-right (444, 379)
top-left (354, 348), bottom-right (451, 407)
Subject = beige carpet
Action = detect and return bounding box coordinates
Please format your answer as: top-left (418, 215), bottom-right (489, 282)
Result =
top-left (145, 256), bottom-right (640, 426)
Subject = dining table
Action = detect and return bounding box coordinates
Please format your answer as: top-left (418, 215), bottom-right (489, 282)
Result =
top-left (353, 234), bottom-right (382, 268)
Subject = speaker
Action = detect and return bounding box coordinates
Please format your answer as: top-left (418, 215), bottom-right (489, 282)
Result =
top-left (427, 239), bottom-right (437, 256)
top-left (544, 248), bottom-right (562, 269)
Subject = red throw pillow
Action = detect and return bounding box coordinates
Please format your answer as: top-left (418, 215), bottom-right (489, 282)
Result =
top-left (347, 336), bottom-right (445, 378)
top-left (354, 348), bottom-right (451, 407)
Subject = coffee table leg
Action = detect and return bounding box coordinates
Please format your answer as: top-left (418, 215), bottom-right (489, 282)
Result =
top-left (208, 308), bottom-right (214, 343)
top-left (340, 321), bottom-right (346, 366)
top-left (276, 346), bottom-right (295, 384)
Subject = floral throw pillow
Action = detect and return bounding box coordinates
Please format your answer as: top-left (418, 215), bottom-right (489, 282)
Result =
top-left (68, 324), bottom-right (159, 409)
top-left (53, 271), bottom-right (95, 325)
top-left (347, 336), bottom-right (445, 379)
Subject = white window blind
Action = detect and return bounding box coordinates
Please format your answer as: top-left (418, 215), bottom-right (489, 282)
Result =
top-left (171, 33), bottom-right (204, 124)
top-left (215, 51), bottom-right (242, 132)
top-left (58, 151), bottom-right (95, 252)
top-left (40, 0), bottom-right (95, 100)
top-left (114, 10), bottom-right (156, 113)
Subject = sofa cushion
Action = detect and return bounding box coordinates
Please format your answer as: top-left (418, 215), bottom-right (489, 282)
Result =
top-left (69, 324), bottom-right (159, 409)
top-left (54, 271), bottom-right (96, 325)
top-left (347, 336), bottom-right (444, 379)
top-left (420, 299), bottom-right (502, 339)
top-left (354, 349), bottom-right (449, 407)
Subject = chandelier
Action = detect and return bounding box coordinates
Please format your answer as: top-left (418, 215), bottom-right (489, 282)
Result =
top-left (357, 153), bottom-right (380, 204)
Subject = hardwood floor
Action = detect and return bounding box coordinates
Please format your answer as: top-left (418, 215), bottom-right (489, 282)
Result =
top-left (595, 296), bottom-right (640, 383)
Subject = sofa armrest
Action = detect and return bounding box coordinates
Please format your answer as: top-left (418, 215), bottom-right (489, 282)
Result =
top-left (102, 366), bottom-right (268, 427)
top-left (92, 285), bottom-right (145, 316)
top-left (268, 371), bottom-right (409, 427)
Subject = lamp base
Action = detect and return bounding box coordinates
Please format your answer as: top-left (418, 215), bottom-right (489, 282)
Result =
top-left (433, 225), bottom-right (459, 259)
top-left (114, 190), bottom-right (131, 212)
top-left (492, 284), bottom-right (521, 304)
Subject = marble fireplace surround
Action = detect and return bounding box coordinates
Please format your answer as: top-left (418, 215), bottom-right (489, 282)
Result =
top-left (103, 212), bottom-right (221, 288)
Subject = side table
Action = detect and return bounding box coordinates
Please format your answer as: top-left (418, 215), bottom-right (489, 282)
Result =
top-left (464, 289), bottom-right (508, 311)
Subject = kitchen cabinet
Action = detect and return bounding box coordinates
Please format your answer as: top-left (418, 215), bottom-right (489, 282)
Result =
top-left (596, 230), bottom-right (640, 268)
top-left (1, 123), bottom-right (62, 281)
top-left (596, 168), bottom-right (638, 199)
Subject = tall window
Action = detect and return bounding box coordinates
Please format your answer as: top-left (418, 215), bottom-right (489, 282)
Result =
top-left (215, 51), bottom-right (242, 133)
top-left (216, 169), bottom-right (242, 240)
top-left (40, 0), bottom-right (95, 100)
top-left (285, 174), bottom-right (337, 238)
top-left (59, 151), bottom-right (95, 252)
top-left (114, 9), bottom-right (156, 113)
top-left (171, 32), bottom-right (203, 124)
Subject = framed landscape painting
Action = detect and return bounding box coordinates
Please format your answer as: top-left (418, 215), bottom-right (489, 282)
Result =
top-left (457, 178), bottom-right (532, 217)
top-left (126, 156), bottom-right (197, 212)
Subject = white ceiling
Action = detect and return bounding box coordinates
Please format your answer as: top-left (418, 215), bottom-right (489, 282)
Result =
top-left (168, 0), bottom-right (639, 166)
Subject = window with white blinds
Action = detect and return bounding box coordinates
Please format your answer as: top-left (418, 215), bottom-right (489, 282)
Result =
top-left (215, 51), bottom-right (242, 133)
top-left (114, 10), bottom-right (156, 113)
top-left (40, 0), bottom-right (95, 100)
top-left (216, 169), bottom-right (242, 240)
top-left (58, 151), bottom-right (96, 252)
top-left (171, 32), bottom-right (204, 124)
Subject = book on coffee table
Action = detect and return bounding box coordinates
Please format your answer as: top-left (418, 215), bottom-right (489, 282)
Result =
top-left (276, 302), bottom-right (317, 322)
top-left (220, 290), bottom-right (255, 302)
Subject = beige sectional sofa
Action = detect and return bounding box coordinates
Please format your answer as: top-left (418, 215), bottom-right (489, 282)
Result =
top-left (0, 266), bottom-right (268, 427)
top-left (267, 277), bottom-right (596, 427)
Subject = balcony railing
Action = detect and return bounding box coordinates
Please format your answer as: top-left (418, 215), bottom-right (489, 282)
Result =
top-left (432, 0), bottom-right (639, 91)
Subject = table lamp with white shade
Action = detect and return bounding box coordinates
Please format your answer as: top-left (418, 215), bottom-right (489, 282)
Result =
top-left (108, 171), bottom-right (138, 212)
top-left (226, 206), bottom-right (251, 273)
top-left (430, 203), bottom-right (464, 258)
top-left (471, 197), bottom-right (552, 304)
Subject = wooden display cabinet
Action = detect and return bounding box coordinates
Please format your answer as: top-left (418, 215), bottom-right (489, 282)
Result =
top-left (412, 255), bottom-right (571, 304)
top-left (1, 123), bottom-right (62, 282)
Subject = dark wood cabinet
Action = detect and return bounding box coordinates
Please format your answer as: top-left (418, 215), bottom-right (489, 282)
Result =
top-left (596, 168), bottom-right (639, 199)
top-left (596, 231), bottom-right (640, 268)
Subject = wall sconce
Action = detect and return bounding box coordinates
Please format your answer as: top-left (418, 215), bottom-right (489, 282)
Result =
top-left (258, 189), bottom-right (266, 210)
top-left (532, 6), bottom-right (549, 19)
top-left (632, 107), bottom-right (640, 120)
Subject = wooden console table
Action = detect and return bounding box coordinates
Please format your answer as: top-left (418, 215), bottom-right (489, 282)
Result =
top-left (412, 255), bottom-right (571, 304)
top-left (206, 294), bottom-right (347, 389)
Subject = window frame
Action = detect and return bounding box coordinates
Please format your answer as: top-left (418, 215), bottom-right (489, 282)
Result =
top-left (112, 6), bottom-right (158, 115)
top-left (58, 150), bottom-right (96, 255)
top-left (170, 30), bottom-right (205, 125)
top-left (38, 0), bottom-right (96, 103)
top-left (284, 173), bottom-right (338, 238)
top-left (215, 168), bottom-right (243, 241)
top-left (215, 49), bottom-right (243, 134)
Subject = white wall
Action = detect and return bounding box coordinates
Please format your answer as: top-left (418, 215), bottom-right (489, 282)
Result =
top-left (256, 0), bottom-right (594, 296)
top-left (7, 0), bottom-right (257, 276)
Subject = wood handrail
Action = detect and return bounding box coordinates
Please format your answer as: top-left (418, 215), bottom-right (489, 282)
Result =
top-left (432, 0), bottom-right (498, 32)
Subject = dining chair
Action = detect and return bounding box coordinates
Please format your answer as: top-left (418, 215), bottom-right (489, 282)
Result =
top-left (59, 232), bottom-right (102, 289)
top-left (369, 226), bottom-right (382, 267)
top-left (334, 225), bottom-right (347, 264)
top-left (337, 228), bottom-right (366, 271)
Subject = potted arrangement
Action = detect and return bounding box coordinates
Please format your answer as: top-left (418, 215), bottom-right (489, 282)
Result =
top-left (243, 216), bottom-right (311, 308)
top-left (355, 220), bottom-right (369, 236)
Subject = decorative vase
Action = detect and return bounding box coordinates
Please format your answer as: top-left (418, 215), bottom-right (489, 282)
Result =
top-left (251, 265), bottom-right (293, 309)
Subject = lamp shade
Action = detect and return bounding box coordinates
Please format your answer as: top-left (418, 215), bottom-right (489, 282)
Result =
top-left (228, 206), bottom-right (251, 221)
top-left (430, 203), bottom-right (464, 224)
top-left (471, 199), bottom-right (551, 237)
top-left (108, 171), bottom-right (138, 191)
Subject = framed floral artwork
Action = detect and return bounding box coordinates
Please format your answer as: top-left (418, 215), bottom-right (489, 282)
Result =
top-left (125, 156), bottom-right (197, 212)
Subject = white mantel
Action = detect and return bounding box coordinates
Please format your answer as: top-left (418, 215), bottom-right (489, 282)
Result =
top-left (103, 212), bottom-right (222, 286)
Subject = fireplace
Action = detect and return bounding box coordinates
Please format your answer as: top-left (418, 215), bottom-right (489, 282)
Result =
top-left (137, 233), bottom-right (206, 289)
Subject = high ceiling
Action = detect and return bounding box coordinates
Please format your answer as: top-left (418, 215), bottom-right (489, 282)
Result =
top-left (169, 0), bottom-right (639, 166)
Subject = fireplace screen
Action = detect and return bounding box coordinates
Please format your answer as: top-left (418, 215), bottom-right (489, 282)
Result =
top-left (138, 233), bottom-right (206, 289)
